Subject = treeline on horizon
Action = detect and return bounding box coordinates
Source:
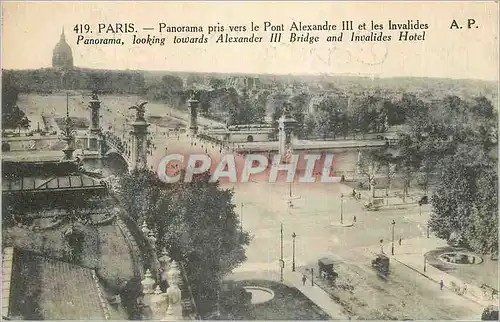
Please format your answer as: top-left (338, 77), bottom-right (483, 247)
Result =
top-left (2, 68), bottom-right (498, 135)
top-left (3, 67), bottom-right (497, 97)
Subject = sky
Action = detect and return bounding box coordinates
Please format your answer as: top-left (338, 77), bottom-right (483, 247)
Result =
top-left (2, 1), bottom-right (499, 81)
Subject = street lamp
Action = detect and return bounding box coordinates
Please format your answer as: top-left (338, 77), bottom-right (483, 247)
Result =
top-left (391, 220), bottom-right (396, 255)
top-left (240, 203), bottom-right (244, 233)
top-left (280, 223), bottom-right (284, 282)
top-left (340, 193), bottom-right (344, 224)
top-left (291, 232), bottom-right (297, 272)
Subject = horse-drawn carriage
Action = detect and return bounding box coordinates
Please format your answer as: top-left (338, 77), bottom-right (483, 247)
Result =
top-left (318, 257), bottom-right (339, 280)
top-left (372, 253), bottom-right (390, 275)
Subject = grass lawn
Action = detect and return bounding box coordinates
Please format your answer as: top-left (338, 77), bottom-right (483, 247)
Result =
top-left (219, 279), bottom-right (330, 320)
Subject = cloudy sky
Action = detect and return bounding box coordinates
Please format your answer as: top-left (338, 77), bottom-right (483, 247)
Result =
top-left (2, 1), bottom-right (498, 81)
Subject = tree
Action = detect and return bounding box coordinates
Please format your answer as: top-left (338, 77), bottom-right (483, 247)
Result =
top-left (209, 78), bottom-right (225, 90)
top-left (253, 91), bottom-right (269, 124)
top-left (186, 74), bottom-right (204, 87)
top-left (289, 92), bottom-right (311, 138)
top-left (315, 110), bottom-right (331, 140)
top-left (371, 150), bottom-right (398, 203)
top-left (428, 154), bottom-right (476, 242)
top-left (429, 145), bottom-right (497, 255)
top-left (2, 75), bottom-right (29, 130)
top-left (357, 150), bottom-right (383, 198)
top-left (466, 163), bottom-right (498, 256)
top-left (116, 169), bottom-right (250, 313)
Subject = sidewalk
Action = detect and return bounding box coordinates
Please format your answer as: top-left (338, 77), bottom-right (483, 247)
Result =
top-left (367, 237), bottom-right (498, 308)
top-left (283, 270), bottom-right (348, 320)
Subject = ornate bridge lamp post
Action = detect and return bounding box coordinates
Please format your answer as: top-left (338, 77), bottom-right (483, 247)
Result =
top-left (88, 91), bottom-right (102, 152)
top-left (129, 102), bottom-right (151, 170)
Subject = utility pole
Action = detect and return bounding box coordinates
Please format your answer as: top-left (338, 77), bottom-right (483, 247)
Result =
top-left (391, 220), bottom-right (396, 255)
top-left (292, 232), bottom-right (297, 272)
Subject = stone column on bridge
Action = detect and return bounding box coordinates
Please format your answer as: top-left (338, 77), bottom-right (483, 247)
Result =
top-left (88, 92), bottom-right (102, 152)
top-left (129, 102), bottom-right (151, 170)
top-left (187, 93), bottom-right (199, 138)
top-left (278, 102), bottom-right (297, 163)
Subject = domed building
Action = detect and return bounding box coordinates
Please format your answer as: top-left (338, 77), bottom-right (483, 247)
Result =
top-left (52, 28), bottom-right (74, 69)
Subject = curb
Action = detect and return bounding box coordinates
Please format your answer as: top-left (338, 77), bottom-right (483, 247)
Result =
top-left (390, 256), bottom-right (486, 307)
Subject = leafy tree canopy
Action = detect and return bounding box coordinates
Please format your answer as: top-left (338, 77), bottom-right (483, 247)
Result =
top-left (116, 169), bottom-right (250, 307)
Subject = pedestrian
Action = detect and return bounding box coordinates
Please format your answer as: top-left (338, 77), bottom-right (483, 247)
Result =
top-left (302, 274), bottom-right (307, 286)
top-left (398, 236), bottom-right (402, 246)
top-left (353, 215), bottom-right (357, 223)
top-left (440, 279), bottom-right (444, 291)
top-left (341, 174), bottom-right (345, 182)
top-left (357, 192), bottom-right (361, 200)
top-left (463, 283), bottom-right (467, 294)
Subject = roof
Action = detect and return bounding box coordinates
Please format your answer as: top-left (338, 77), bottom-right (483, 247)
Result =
top-left (2, 150), bottom-right (67, 163)
top-left (2, 172), bottom-right (106, 193)
top-left (8, 249), bottom-right (112, 320)
top-left (318, 257), bottom-right (335, 266)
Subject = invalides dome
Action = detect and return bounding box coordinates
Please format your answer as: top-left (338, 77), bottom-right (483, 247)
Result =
top-left (52, 27), bottom-right (74, 69)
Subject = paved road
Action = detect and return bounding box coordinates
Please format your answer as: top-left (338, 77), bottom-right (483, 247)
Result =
top-left (145, 129), bottom-right (477, 319)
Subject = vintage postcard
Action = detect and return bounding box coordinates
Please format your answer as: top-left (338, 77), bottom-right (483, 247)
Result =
top-left (1, 1), bottom-right (498, 321)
